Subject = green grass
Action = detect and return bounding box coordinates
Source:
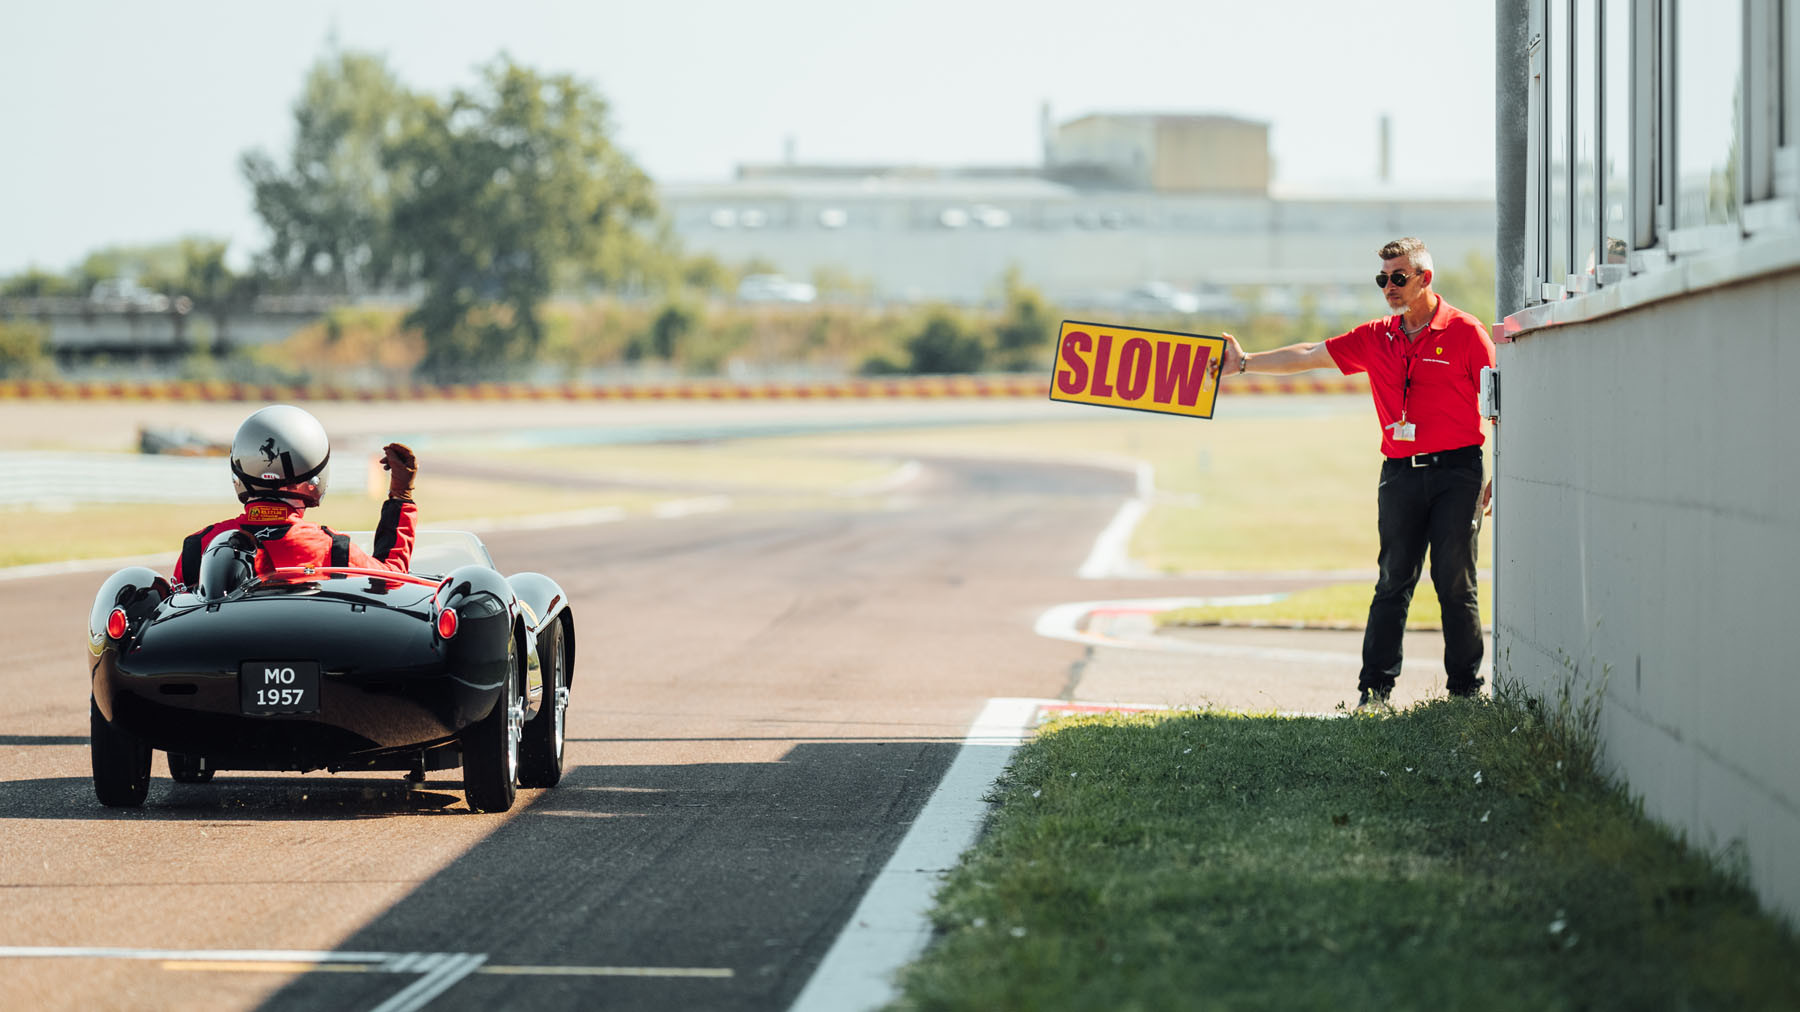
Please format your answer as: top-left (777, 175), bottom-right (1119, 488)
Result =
top-left (797, 399), bottom-right (1493, 573)
top-left (1157, 580), bottom-right (1494, 629)
top-left (894, 698), bottom-right (1800, 1011)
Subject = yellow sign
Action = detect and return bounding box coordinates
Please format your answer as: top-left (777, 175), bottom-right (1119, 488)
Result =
top-left (1049, 320), bottom-right (1226, 418)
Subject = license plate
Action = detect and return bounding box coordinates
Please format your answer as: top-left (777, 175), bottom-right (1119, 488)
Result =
top-left (240, 661), bottom-right (321, 715)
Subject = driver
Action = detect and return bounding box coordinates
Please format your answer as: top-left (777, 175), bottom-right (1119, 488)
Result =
top-left (172, 404), bottom-right (419, 585)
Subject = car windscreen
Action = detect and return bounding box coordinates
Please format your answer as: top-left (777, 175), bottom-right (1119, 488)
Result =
top-left (342, 529), bottom-right (494, 576)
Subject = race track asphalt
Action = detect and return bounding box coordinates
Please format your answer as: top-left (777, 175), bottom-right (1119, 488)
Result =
top-left (5, 448), bottom-right (1359, 1012)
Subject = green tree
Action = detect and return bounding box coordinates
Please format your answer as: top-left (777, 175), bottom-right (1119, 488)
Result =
top-left (990, 268), bottom-right (1058, 372)
top-left (648, 300), bottom-right (698, 360)
top-left (1, 268), bottom-right (78, 297)
top-left (905, 309), bottom-right (987, 374)
top-left (0, 321), bottom-right (50, 378)
top-left (681, 254), bottom-right (734, 294)
top-left (1433, 250), bottom-right (1497, 329)
top-left (242, 48), bottom-right (418, 294)
top-left (386, 57), bottom-right (658, 381)
top-left (76, 242), bottom-right (187, 294)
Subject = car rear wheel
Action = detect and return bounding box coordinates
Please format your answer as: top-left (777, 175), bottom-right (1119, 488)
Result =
top-left (91, 698), bottom-right (150, 807)
top-left (518, 618), bottom-right (567, 789)
top-left (460, 637), bottom-right (521, 813)
top-left (167, 752), bottom-right (215, 784)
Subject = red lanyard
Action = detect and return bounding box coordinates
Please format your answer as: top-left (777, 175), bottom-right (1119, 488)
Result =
top-left (1391, 319), bottom-right (1423, 421)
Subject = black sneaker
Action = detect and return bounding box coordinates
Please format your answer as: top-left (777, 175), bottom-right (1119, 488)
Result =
top-left (1447, 678), bottom-right (1485, 700)
top-left (1355, 688), bottom-right (1393, 713)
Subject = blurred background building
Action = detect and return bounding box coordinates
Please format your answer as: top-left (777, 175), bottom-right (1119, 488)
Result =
top-left (662, 107), bottom-right (1496, 311)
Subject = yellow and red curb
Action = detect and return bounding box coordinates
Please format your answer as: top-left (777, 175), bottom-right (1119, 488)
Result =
top-left (0, 376), bottom-right (1365, 402)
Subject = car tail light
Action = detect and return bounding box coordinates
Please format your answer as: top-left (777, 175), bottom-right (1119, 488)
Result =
top-left (436, 607), bottom-right (458, 639)
top-left (106, 607), bottom-right (129, 640)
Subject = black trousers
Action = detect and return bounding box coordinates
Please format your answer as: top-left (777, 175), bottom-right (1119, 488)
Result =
top-left (1359, 447), bottom-right (1485, 695)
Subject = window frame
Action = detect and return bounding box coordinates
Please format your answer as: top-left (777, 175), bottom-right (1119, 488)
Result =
top-left (1518, 0), bottom-right (1800, 320)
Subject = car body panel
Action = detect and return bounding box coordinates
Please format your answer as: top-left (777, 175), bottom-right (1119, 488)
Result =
top-left (86, 531), bottom-right (573, 776)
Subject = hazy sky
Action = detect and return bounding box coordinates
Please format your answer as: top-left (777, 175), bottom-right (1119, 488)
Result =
top-left (0, 0), bottom-right (1497, 276)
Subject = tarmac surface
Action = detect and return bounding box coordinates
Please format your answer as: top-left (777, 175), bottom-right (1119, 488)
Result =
top-left (0, 402), bottom-right (1485, 1011)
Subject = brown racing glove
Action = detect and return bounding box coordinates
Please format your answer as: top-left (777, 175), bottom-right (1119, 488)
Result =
top-left (382, 442), bottom-right (417, 501)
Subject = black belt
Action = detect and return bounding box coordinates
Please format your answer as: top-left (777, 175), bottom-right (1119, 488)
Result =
top-left (1389, 445), bottom-right (1481, 469)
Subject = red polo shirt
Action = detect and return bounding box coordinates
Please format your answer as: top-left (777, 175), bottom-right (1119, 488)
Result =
top-left (1326, 296), bottom-right (1496, 458)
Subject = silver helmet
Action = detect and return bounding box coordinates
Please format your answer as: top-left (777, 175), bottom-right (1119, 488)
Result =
top-left (229, 405), bottom-right (331, 508)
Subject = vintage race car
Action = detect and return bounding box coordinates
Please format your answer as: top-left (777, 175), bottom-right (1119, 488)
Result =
top-left (85, 528), bottom-right (574, 813)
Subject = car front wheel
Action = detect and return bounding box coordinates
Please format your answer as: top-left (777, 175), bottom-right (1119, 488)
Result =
top-left (91, 698), bottom-right (150, 807)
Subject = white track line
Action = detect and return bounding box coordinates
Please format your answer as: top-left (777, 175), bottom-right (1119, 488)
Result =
top-left (1076, 462), bottom-right (1154, 579)
top-left (368, 952), bottom-right (488, 1012)
top-left (787, 696), bottom-right (1052, 1012)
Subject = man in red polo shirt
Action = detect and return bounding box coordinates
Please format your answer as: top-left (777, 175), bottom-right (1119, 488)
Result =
top-left (1218, 237), bottom-right (1495, 711)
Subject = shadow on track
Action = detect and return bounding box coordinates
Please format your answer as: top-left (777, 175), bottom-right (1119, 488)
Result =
top-left (0, 774), bottom-right (466, 819)
top-left (257, 739), bottom-right (965, 1012)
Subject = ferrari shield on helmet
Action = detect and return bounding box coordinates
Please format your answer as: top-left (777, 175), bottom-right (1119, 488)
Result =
top-left (230, 405), bottom-right (331, 507)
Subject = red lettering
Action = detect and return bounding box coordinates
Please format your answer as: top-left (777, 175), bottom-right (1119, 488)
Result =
top-left (1056, 332), bottom-right (1091, 395)
top-left (1153, 343), bottom-right (1212, 407)
top-left (1118, 337), bottom-right (1153, 400)
top-left (1091, 333), bottom-right (1116, 396)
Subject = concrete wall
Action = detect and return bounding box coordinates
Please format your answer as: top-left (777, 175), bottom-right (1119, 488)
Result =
top-left (1494, 265), bottom-right (1800, 923)
top-left (1, 301), bottom-right (331, 355)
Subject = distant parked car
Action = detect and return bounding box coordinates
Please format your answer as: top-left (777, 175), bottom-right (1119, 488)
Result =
top-left (89, 279), bottom-right (170, 312)
top-left (1121, 282), bottom-right (1202, 315)
top-left (736, 274), bottom-right (817, 304)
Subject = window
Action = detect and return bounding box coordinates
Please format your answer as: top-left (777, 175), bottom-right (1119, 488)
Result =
top-left (1546, 0), bottom-right (1571, 288)
top-left (1573, 0), bottom-right (1599, 281)
top-left (1672, 1), bottom-right (1741, 231)
top-left (1600, 0), bottom-right (1630, 270)
top-left (1518, 0), bottom-right (1800, 313)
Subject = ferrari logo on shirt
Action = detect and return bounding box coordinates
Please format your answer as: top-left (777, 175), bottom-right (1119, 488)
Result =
top-left (1435, 346), bottom-right (1444, 355)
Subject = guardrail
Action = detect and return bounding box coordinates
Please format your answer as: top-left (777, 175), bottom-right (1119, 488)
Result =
top-left (0, 375), bottom-right (1367, 402)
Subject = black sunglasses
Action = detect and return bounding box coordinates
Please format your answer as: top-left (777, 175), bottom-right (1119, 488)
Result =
top-left (1375, 270), bottom-right (1421, 289)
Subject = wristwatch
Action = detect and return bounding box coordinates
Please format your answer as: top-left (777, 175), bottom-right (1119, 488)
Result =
top-left (1238, 353), bottom-right (1249, 375)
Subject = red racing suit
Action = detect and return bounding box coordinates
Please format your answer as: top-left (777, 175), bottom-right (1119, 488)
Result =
top-left (173, 498), bottom-right (417, 585)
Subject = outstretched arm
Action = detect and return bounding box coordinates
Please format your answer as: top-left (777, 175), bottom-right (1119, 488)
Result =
top-left (1218, 333), bottom-right (1337, 377)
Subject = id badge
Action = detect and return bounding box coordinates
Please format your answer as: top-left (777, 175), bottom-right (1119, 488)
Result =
top-left (1388, 420), bottom-right (1417, 442)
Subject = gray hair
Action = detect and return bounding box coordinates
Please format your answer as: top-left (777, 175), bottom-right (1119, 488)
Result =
top-left (1378, 237), bottom-right (1434, 273)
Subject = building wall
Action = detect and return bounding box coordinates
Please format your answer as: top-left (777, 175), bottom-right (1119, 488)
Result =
top-left (1152, 118), bottom-right (1269, 194)
top-left (664, 186), bottom-right (1494, 304)
top-left (1052, 115), bottom-right (1272, 194)
top-left (1494, 265), bottom-right (1800, 922)
top-left (1053, 116), bottom-right (1156, 188)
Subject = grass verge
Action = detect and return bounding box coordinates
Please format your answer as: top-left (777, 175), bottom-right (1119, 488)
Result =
top-left (894, 698), bottom-right (1800, 1011)
top-left (1157, 580), bottom-right (1493, 629)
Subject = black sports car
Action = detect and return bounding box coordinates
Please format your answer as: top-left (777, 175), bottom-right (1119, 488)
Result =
top-left (86, 528), bottom-right (574, 813)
